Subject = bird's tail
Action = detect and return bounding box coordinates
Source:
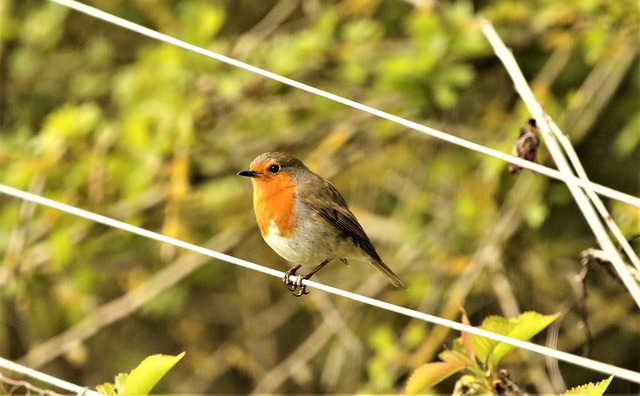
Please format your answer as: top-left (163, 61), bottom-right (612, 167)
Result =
top-left (370, 260), bottom-right (407, 289)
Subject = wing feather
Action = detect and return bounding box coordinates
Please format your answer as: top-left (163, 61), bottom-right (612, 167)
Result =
top-left (297, 176), bottom-right (407, 288)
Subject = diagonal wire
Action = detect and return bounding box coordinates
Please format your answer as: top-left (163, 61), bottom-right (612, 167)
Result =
top-left (1, 183), bottom-right (640, 383)
top-left (47, 0), bottom-right (640, 208)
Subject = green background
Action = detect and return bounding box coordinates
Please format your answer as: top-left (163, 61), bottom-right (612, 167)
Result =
top-left (1, 0), bottom-right (638, 393)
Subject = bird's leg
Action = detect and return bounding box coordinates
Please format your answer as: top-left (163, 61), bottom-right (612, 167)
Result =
top-left (284, 260), bottom-right (330, 297)
top-left (283, 264), bottom-right (302, 288)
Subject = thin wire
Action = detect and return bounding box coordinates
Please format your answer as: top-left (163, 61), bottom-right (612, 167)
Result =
top-left (47, 0), bottom-right (640, 209)
top-left (1, 184), bottom-right (639, 384)
top-left (0, 356), bottom-right (101, 396)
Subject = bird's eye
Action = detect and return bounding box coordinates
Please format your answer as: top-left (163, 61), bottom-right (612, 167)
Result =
top-left (268, 164), bottom-right (280, 173)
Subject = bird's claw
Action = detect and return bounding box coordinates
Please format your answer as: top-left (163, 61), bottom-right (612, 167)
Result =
top-left (291, 282), bottom-right (309, 297)
top-left (283, 264), bottom-right (301, 285)
top-left (284, 265), bottom-right (310, 296)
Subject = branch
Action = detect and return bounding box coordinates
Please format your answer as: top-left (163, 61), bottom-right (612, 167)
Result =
top-left (479, 18), bottom-right (640, 308)
top-left (18, 228), bottom-right (246, 368)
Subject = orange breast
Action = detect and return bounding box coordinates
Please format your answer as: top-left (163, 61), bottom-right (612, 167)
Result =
top-left (252, 175), bottom-right (296, 238)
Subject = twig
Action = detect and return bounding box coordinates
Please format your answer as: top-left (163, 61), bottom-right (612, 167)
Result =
top-left (479, 18), bottom-right (640, 308)
top-left (0, 372), bottom-right (66, 396)
top-left (18, 228), bottom-right (246, 368)
top-left (252, 273), bottom-right (389, 393)
top-left (546, 118), bottom-right (640, 273)
top-left (0, 358), bottom-right (100, 396)
top-left (563, 32), bottom-right (639, 140)
top-left (0, 186), bottom-right (166, 287)
top-left (247, 0), bottom-right (300, 40)
top-left (409, 173), bottom-right (537, 367)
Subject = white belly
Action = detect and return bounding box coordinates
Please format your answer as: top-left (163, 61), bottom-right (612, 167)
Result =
top-left (263, 218), bottom-right (347, 266)
top-left (263, 219), bottom-right (316, 264)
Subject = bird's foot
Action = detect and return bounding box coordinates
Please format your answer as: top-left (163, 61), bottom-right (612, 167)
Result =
top-left (283, 264), bottom-right (301, 285)
top-left (283, 265), bottom-right (310, 297)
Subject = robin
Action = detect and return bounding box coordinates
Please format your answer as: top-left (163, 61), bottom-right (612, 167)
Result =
top-left (239, 152), bottom-right (407, 296)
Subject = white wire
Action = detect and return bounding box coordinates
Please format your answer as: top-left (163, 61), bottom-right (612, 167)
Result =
top-left (47, 0), bottom-right (640, 209)
top-left (1, 183), bottom-right (639, 384)
top-left (0, 356), bottom-right (101, 396)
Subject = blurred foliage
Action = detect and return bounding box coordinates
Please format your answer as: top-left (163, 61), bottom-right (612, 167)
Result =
top-left (0, 0), bottom-right (638, 394)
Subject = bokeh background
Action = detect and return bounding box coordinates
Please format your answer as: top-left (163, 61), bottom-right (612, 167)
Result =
top-left (1, 0), bottom-right (638, 393)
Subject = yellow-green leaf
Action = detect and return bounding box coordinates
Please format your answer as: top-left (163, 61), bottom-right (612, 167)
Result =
top-left (468, 312), bottom-right (559, 369)
top-left (121, 352), bottom-right (185, 395)
top-left (406, 361), bottom-right (466, 395)
top-left (563, 375), bottom-right (613, 395)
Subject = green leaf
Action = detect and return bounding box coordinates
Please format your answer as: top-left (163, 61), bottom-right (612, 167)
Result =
top-left (563, 375), bottom-right (613, 395)
top-left (439, 348), bottom-right (475, 368)
top-left (468, 312), bottom-right (559, 369)
top-left (405, 361), bottom-right (466, 395)
top-left (121, 352), bottom-right (185, 395)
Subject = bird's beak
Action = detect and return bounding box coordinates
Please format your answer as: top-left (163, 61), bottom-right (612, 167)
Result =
top-left (238, 170), bottom-right (259, 178)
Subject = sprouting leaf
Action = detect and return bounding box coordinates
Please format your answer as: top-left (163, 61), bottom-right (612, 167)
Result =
top-left (96, 382), bottom-right (117, 395)
top-left (120, 352), bottom-right (185, 395)
top-left (563, 375), bottom-right (613, 395)
top-left (114, 373), bottom-right (128, 395)
top-left (468, 312), bottom-right (559, 369)
top-left (406, 361), bottom-right (466, 395)
top-left (439, 348), bottom-right (475, 369)
top-left (96, 373), bottom-right (128, 396)
top-left (453, 374), bottom-right (482, 396)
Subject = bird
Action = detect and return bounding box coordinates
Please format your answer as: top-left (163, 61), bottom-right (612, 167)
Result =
top-left (238, 152), bottom-right (407, 296)
top-left (508, 118), bottom-right (541, 174)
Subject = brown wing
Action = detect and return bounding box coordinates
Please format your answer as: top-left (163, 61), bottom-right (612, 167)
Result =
top-left (298, 176), bottom-right (407, 288)
top-left (298, 177), bottom-right (380, 259)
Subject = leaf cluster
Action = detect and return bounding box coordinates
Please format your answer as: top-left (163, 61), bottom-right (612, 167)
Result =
top-left (406, 311), bottom-right (559, 394)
